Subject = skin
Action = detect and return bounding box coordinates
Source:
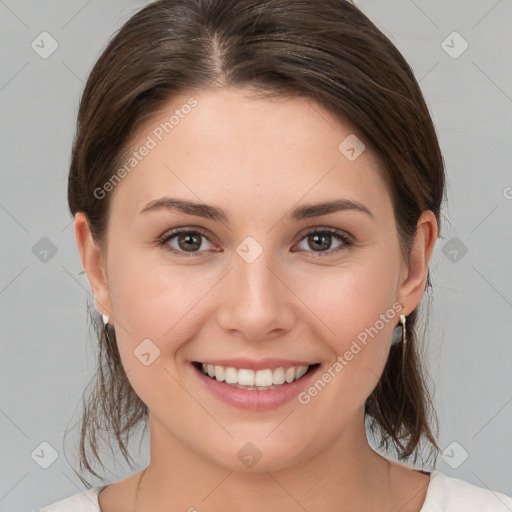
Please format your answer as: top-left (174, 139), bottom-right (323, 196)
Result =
top-left (75, 86), bottom-right (438, 512)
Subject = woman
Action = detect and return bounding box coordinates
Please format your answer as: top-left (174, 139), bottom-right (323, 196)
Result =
top-left (39, 0), bottom-right (512, 510)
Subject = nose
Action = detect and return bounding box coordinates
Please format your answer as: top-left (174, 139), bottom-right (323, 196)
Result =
top-left (215, 246), bottom-right (297, 342)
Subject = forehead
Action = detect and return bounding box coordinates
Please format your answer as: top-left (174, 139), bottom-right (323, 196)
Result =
top-left (108, 87), bottom-right (391, 221)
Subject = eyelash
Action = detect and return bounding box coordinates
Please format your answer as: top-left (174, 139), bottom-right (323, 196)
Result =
top-left (158, 227), bottom-right (353, 258)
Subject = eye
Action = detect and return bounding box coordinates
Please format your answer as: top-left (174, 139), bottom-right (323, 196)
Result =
top-left (158, 227), bottom-right (352, 257)
top-left (294, 228), bottom-right (352, 256)
top-left (159, 227), bottom-right (216, 256)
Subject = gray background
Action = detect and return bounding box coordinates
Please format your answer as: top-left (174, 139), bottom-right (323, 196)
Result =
top-left (1, 0), bottom-right (511, 510)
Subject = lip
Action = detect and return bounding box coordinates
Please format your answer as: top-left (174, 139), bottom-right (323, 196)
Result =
top-left (190, 361), bottom-right (321, 411)
top-left (196, 358), bottom-right (315, 371)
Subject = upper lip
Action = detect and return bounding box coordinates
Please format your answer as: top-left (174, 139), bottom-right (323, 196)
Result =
top-left (194, 358), bottom-right (318, 371)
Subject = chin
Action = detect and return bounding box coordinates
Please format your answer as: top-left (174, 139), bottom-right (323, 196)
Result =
top-left (198, 433), bottom-right (310, 473)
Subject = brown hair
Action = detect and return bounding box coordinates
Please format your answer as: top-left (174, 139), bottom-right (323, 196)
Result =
top-left (67, 0), bottom-right (444, 484)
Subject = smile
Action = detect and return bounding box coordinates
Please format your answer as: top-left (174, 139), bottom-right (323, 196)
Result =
top-left (197, 362), bottom-right (316, 390)
top-left (190, 360), bottom-right (322, 410)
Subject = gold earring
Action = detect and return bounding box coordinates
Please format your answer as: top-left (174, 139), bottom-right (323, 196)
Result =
top-left (391, 314), bottom-right (407, 347)
top-left (400, 314), bottom-right (407, 373)
top-left (400, 314), bottom-right (407, 348)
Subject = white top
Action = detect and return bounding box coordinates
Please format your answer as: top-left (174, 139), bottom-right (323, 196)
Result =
top-left (37, 470), bottom-right (512, 511)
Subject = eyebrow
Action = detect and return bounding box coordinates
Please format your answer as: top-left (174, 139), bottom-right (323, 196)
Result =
top-left (139, 197), bottom-right (373, 222)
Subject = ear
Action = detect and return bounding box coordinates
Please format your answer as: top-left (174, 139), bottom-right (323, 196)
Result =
top-left (74, 212), bottom-right (114, 322)
top-left (397, 210), bottom-right (438, 315)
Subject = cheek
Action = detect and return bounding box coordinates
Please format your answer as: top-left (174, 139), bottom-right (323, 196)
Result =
top-left (301, 259), bottom-right (401, 344)
top-left (298, 263), bottom-right (401, 407)
top-left (105, 251), bottom-right (201, 407)
top-left (106, 244), bottom-right (224, 370)
top-left (297, 269), bottom-right (400, 411)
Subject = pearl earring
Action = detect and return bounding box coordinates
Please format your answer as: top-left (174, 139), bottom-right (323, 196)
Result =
top-left (102, 314), bottom-right (110, 325)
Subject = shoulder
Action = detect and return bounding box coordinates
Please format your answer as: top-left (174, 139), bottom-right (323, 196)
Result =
top-left (421, 470), bottom-right (512, 511)
top-left (37, 486), bottom-right (106, 512)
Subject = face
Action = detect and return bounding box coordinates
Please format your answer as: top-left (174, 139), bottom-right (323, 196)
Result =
top-left (79, 86), bottom-right (430, 473)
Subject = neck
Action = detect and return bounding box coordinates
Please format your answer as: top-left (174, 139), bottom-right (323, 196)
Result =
top-left (134, 408), bottom-right (395, 512)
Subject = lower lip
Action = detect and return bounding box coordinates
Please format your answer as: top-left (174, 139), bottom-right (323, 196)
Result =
top-left (191, 363), bottom-right (321, 411)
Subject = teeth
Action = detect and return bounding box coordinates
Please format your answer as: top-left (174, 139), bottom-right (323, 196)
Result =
top-left (285, 367), bottom-right (295, 383)
top-left (199, 363), bottom-right (311, 388)
top-left (255, 369), bottom-right (273, 387)
top-left (214, 365), bottom-right (225, 382)
top-left (225, 366), bottom-right (238, 384)
top-left (295, 366), bottom-right (308, 380)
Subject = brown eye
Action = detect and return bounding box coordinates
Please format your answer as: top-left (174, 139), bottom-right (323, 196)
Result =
top-left (160, 228), bottom-right (214, 255)
top-left (295, 229), bottom-right (352, 256)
